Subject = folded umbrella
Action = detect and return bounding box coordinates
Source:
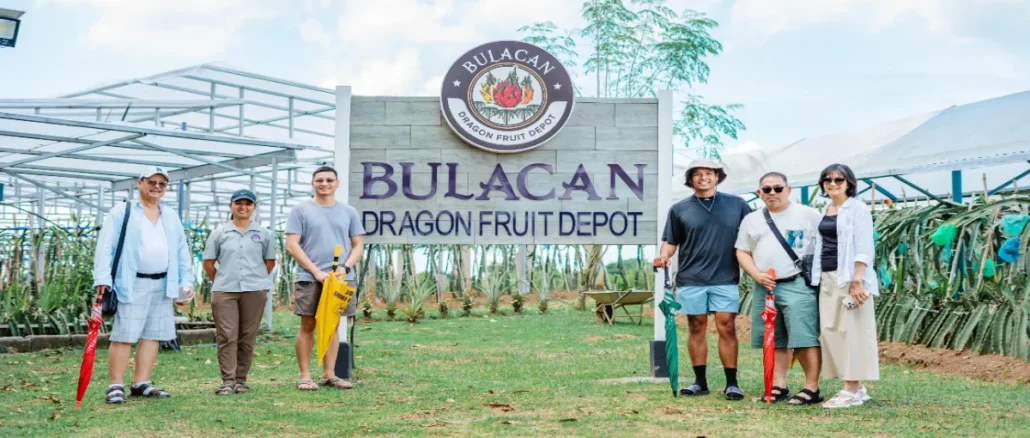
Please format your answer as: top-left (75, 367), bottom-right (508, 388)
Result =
top-left (760, 268), bottom-right (778, 404)
top-left (76, 289), bottom-right (105, 409)
top-left (657, 267), bottom-right (681, 397)
top-left (315, 245), bottom-right (357, 366)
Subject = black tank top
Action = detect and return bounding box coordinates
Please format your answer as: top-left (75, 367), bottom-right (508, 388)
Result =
top-left (819, 215), bottom-right (839, 272)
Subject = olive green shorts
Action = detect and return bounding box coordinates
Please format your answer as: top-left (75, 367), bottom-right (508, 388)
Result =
top-left (750, 278), bottom-right (821, 349)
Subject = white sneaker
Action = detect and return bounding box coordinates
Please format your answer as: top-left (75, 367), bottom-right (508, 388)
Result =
top-left (857, 386), bottom-right (871, 402)
top-left (823, 390), bottom-right (865, 409)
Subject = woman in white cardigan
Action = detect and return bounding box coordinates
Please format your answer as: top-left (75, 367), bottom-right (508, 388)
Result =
top-left (811, 163), bottom-right (880, 409)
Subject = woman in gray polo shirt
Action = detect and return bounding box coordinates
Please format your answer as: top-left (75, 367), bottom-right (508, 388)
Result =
top-left (202, 189), bottom-right (277, 395)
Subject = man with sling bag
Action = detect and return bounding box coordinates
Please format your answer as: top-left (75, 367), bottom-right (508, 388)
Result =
top-left (92, 167), bottom-right (195, 404)
top-left (735, 172), bottom-right (825, 405)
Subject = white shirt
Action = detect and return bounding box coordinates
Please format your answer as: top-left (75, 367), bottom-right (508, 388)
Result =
top-left (735, 203), bottom-right (822, 279)
top-left (811, 197), bottom-right (880, 296)
top-left (136, 215), bottom-right (169, 274)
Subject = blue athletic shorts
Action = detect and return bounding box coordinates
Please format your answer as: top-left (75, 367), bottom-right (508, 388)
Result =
top-left (676, 285), bottom-right (740, 315)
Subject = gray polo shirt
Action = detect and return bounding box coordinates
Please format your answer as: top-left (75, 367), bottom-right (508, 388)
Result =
top-left (203, 221), bottom-right (277, 292)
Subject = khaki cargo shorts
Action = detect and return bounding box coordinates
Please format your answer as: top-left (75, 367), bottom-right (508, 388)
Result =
top-left (293, 281), bottom-right (358, 317)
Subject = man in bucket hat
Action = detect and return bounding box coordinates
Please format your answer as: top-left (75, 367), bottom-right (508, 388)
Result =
top-left (654, 159), bottom-right (752, 400)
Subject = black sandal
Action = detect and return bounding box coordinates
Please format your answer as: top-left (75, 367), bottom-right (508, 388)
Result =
top-left (766, 386), bottom-right (790, 403)
top-left (679, 383), bottom-right (710, 396)
top-left (788, 388), bottom-right (824, 405)
top-left (234, 382), bottom-right (250, 393)
top-left (130, 382), bottom-right (170, 398)
top-left (105, 384), bottom-right (125, 404)
top-left (215, 383), bottom-right (234, 395)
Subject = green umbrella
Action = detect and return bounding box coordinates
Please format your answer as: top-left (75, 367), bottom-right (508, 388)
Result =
top-left (657, 268), bottom-right (680, 397)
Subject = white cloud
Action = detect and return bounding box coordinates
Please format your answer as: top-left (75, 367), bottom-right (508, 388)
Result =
top-left (335, 0), bottom-right (478, 49)
top-left (417, 75), bottom-right (444, 97)
top-left (299, 17), bottom-right (333, 50)
top-left (318, 49), bottom-right (425, 95)
top-left (300, 0), bottom-right (584, 103)
top-left (50, 0), bottom-right (278, 57)
top-left (305, 0), bottom-right (333, 9)
top-left (730, 0), bottom-right (950, 36)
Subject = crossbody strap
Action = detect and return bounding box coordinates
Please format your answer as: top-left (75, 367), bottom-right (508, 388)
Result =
top-left (763, 208), bottom-right (800, 267)
top-left (110, 199), bottom-right (131, 282)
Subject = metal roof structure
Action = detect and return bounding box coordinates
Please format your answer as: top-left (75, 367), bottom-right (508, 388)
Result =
top-left (0, 64), bottom-right (344, 229)
top-left (671, 89), bottom-right (1030, 205)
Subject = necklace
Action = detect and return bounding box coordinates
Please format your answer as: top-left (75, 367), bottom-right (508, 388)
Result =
top-left (696, 192), bottom-right (717, 214)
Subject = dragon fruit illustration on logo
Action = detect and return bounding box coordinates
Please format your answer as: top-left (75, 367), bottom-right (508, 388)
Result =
top-left (471, 65), bottom-right (543, 127)
top-left (441, 40), bottom-right (575, 153)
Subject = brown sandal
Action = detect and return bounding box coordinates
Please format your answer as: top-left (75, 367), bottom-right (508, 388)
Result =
top-left (297, 379), bottom-right (319, 391)
top-left (215, 383), bottom-right (234, 395)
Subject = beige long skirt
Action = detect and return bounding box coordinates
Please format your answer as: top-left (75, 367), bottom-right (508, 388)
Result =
top-left (819, 271), bottom-right (880, 381)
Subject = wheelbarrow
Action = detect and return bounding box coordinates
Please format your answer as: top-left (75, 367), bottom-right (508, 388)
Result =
top-left (582, 290), bottom-right (654, 325)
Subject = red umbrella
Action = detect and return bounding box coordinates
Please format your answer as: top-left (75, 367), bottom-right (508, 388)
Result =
top-left (76, 289), bottom-right (104, 409)
top-left (760, 268), bottom-right (778, 404)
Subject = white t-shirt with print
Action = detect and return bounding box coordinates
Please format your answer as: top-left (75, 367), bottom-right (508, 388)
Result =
top-left (734, 203), bottom-right (822, 279)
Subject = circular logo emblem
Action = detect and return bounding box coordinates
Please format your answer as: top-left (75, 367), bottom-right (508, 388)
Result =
top-left (250, 234), bottom-right (263, 243)
top-left (441, 40), bottom-right (575, 154)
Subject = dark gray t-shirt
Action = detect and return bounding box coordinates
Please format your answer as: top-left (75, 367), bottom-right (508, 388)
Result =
top-left (662, 192), bottom-right (752, 287)
top-left (285, 200), bottom-right (365, 282)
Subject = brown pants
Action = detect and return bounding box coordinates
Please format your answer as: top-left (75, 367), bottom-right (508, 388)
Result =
top-left (212, 291), bottom-right (268, 384)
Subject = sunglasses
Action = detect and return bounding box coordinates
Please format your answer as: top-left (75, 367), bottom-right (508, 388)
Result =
top-left (143, 179), bottom-right (168, 189)
top-left (822, 177), bottom-right (847, 185)
top-left (760, 186), bottom-right (785, 194)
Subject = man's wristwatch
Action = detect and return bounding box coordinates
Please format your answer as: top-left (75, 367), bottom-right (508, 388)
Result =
top-left (343, 265), bottom-right (352, 275)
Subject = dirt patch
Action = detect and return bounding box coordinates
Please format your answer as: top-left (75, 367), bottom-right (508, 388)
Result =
top-left (878, 342), bottom-right (1030, 385)
top-left (402, 408), bottom-right (447, 420)
top-left (663, 312), bottom-right (1030, 385)
top-left (581, 335), bottom-right (605, 343)
top-left (732, 315), bottom-right (1029, 385)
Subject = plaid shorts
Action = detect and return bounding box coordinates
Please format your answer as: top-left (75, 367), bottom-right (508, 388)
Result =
top-left (110, 277), bottom-right (176, 343)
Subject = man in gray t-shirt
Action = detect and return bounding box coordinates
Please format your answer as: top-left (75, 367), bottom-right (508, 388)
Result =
top-left (285, 165), bottom-right (365, 391)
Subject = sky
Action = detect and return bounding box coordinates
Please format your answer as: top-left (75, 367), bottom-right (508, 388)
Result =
top-left (2, 0), bottom-right (1029, 159)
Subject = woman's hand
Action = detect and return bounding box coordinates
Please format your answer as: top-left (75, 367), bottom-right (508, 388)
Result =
top-left (849, 280), bottom-right (870, 306)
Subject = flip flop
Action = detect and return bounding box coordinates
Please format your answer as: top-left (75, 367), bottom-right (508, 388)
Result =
top-left (297, 379), bottom-right (319, 391)
top-left (319, 376), bottom-right (353, 389)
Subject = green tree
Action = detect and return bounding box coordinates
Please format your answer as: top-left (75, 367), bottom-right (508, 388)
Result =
top-left (518, 0), bottom-right (744, 158)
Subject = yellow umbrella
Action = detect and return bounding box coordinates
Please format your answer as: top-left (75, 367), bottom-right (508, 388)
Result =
top-left (315, 245), bottom-right (357, 366)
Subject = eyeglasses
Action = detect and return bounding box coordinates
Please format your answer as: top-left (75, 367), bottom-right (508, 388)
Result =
top-left (144, 179), bottom-right (168, 189)
top-left (760, 186), bottom-right (785, 194)
top-left (313, 178), bottom-right (337, 185)
top-left (822, 177), bottom-right (847, 185)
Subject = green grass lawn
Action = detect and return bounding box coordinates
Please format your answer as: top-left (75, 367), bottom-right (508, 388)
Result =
top-left (2, 308), bottom-right (1029, 437)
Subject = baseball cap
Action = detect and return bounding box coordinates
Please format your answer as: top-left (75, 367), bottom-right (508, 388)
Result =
top-left (230, 189), bottom-right (258, 203)
top-left (138, 166), bottom-right (171, 181)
